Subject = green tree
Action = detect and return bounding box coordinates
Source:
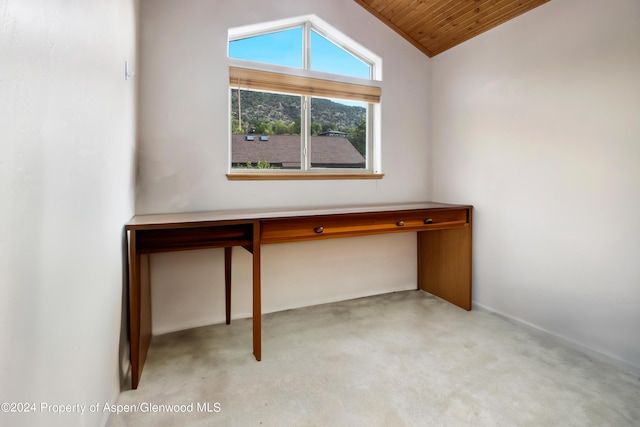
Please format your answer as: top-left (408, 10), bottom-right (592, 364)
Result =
top-left (253, 120), bottom-right (273, 135)
top-left (290, 116), bottom-right (301, 135)
top-left (346, 116), bottom-right (366, 156)
top-left (310, 122), bottom-right (323, 136)
top-left (241, 160), bottom-right (273, 169)
top-left (322, 122), bottom-right (337, 133)
top-left (273, 120), bottom-right (290, 135)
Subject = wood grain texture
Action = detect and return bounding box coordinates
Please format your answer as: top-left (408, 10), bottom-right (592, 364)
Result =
top-left (354, 0), bottom-right (551, 57)
top-left (418, 225), bottom-right (472, 310)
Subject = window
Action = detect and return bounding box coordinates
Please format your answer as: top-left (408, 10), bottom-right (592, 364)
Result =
top-left (228, 16), bottom-right (382, 179)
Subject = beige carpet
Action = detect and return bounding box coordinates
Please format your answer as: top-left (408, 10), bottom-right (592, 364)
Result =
top-left (108, 290), bottom-right (640, 426)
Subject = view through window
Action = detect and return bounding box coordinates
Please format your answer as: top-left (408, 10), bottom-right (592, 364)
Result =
top-left (228, 18), bottom-right (380, 175)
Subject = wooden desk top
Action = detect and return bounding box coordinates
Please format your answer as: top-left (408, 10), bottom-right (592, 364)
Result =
top-left (125, 202), bottom-right (471, 229)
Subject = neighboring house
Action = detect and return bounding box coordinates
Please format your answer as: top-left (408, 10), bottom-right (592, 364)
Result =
top-left (232, 134), bottom-right (366, 168)
top-left (318, 130), bottom-right (347, 137)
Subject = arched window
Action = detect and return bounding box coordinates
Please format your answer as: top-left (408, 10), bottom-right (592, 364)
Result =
top-left (228, 15), bottom-right (382, 178)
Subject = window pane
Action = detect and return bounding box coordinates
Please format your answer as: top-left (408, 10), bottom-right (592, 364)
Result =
top-left (229, 27), bottom-right (303, 69)
top-left (231, 89), bottom-right (302, 169)
top-left (309, 97), bottom-right (367, 169)
top-left (310, 30), bottom-right (371, 79)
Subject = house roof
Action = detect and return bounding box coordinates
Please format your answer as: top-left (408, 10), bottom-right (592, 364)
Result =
top-left (232, 134), bottom-right (365, 167)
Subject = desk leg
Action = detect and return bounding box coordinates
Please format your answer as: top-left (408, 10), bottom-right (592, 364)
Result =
top-left (130, 253), bottom-right (152, 390)
top-left (252, 223), bottom-right (262, 361)
top-left (128, 230), bottom-right (141, 389)
top-left (128, 230), bottom-right (153, 390)
top-left (224, 247), bottom-right (232, 325)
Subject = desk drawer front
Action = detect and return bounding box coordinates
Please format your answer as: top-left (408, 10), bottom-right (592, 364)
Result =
top-left (261, 208), bottom-right (468, 244)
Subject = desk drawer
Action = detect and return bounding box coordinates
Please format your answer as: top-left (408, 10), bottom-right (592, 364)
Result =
top-left (261, 208), bottom-right (468, 244)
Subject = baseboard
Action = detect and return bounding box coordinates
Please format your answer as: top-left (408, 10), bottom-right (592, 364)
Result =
top-left (153, 284), bottom-right (416, 336)
top-left (472, 301), bottom-right (640, 377)
top-left (260, 284), bottom-right (417, 319)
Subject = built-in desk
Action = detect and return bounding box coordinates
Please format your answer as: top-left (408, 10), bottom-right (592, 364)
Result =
top-left (125, 202), bottom-right (472, 389)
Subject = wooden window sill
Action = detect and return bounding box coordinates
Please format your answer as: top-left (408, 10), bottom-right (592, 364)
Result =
top-left (227, 173), bottom-right (385, 181)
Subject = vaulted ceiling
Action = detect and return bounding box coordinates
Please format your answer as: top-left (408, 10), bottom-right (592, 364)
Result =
top-left (354, 0), bottom-right (552, 57)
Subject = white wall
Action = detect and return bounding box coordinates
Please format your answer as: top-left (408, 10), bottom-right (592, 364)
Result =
top-left (0, 1), bottom-right (138, 426)
top-left (137, 0), bottom-right (432, 333)
top-left (431, 0), bottom-right (640, 371)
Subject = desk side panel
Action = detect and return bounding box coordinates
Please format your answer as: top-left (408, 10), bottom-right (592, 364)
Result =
top-left (418, 222), bottom-right (472, 310)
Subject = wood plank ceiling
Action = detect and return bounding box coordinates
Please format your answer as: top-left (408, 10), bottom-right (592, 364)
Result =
top-left (354, 0), bottom-right (552, 57)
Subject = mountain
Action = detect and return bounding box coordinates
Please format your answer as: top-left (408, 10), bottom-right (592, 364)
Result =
top-left (231, 90), bottom-right (366, 131)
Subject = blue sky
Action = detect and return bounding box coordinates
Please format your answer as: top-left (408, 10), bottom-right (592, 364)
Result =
top-left (229, 26), bottom-right (371, 80)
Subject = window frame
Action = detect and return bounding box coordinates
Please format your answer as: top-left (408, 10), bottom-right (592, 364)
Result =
top-left (227, 15), bottom-right (383, 180)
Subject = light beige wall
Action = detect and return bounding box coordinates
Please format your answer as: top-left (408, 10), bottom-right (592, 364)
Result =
top-left (0, 1), bottom-right (138, 425)
top-left (431, 0), bottom-right (640, 371)
top-left (137, 0), bottom-right (433, 333)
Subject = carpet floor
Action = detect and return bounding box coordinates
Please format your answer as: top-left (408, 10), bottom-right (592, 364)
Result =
top-left (108, 290), bottom-right (640, 426)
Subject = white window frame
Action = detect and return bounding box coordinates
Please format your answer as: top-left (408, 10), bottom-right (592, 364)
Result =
top-left (227, 15), bottom-right (383, 179)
